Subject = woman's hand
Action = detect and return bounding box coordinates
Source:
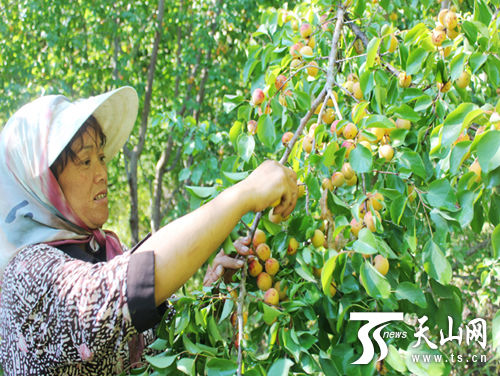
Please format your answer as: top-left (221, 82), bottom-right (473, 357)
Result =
top-left (239, 160), bottom-right (298, 217)
top-left (203, 236), bottom-right (252, 286)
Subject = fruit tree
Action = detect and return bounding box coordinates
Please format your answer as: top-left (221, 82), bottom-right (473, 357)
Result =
top-left (143, 0), bottom-right (500, 375)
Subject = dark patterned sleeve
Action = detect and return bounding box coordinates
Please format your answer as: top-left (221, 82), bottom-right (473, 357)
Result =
top-left (126, 233), bottom-right (175, 332)
top-left (0, 244), bottom-right (138, 367)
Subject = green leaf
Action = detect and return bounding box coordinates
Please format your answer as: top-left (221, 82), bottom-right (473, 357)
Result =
top-left (457, 189), bottom-right (475, 228)
top-left (441, 103), bottom-right (476, 148)
top-left (294, 262), bottom-right (317, 283)
top-left (324, 141), bottom-right (339, 167)
top-left (359, 261), bottom-right (391, 299)
top-left (206, 358), bottom-right (238, 376)
top-left (295, 90), bottom-right (311, 111)
top-left (362, 70), bottom-right (375, 96)
top-left (450, 53), bottom-right (465, 81)
top-left (305, 173), bottom-right (321, 200)
top-left (462, 21), bottom-right (479, 45)
top-left (352, 101), bottom-right (370, 124)
top-left (229, 121), bottom-right (242, 147)
top-left (423, 240), bottom-right (452, 285)
top-left (414, 95), bottom-right (433, 112)
top-left (395, 282), bottom-right (427, 308)
top-left (450, 142), bottom-right (471, 175)
top-left (473, 0), bottom-right (492, 25)
top-left (222, 171), bottom-right (249, 183)
top-left (486, 55), bottom-right (500, 87)
top-left (207, 316), bottom-right (223, 344)
top-left (268, 358), bottom-right (294, 376)
top-left (353, 228), bottom-right (379, 255)
top-left (366, 37), bottom-right (381, 69)
top-left (243, 59), bottom-right (259, 84)
top-left (461, 21), bottom-right (477, 43)
top-left (218, 299), bottom-right (234, 324)
top-left (492, 224), bottom-right (500, 259)
top-left (223, 94), bottom-right (244, 113)
top-left (406, 48), bottom-right (428, 76)
top-left (391, 104), bottom-right (421, 122)
top-left (237, 134), bottom-right (255, 162)
top-left (281, 329), bottom-right (301, 362)
top-left (426, 178), bottom-right (458, 211)
top-left (177, 358), bottom-right (195, 375)
top-left (319, 352), bottom-right (342, 375)
top-left (349, 144), bottom-right (372, 173)
top-left (399, 150), bottom-right (427, 179)
top-left (321, 255), bottom-right (337, 295)
top-left (405, 342), bottom-right (451, 376)
top-left (390, 196), bottom-right (408, 225)
top-left (257, 115), bottom-right (276, 149)
top-left (185, 186), bottom-right (217, 199)
top-left (474, 130), bottom-right (500, 173)
top-left (363, 114), bottom-right (395, 129)
top-left (469, 52), bottom-right (488, 74)
top-left (493, 309), bottom-right (500, 351)
top-left (149, 338), bottom-right (168, 351)
top-left (405, 23), bottom-right (428, 44)
top-left (262, 303), bottom-right (283, 325)
top-left (386, 345), bottom-right (407, 373)
top-left (182, 335), bottom-right (202, 355)
top-left (402, 88), bottom-right (426, 102)
top-left (145, 354), bottom-right (176, 369)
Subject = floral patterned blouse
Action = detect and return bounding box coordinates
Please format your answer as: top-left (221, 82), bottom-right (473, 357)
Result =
top-left (0, 240), bottom-right (175, 375)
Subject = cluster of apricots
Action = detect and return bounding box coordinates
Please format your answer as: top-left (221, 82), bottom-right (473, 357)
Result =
top-left (432, 8), bottom-right (460, 48)
top-left (247, 229), bottom-right (288, 306)
top-left (288, 22), bottom-right (319, 78)
top-left (349, 191), bottom-right (385, 236)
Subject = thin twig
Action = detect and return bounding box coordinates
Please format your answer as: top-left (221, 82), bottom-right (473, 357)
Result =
top-left (327, 88), bottom-right (342, 120)
top-left (415, 189), bottom-right (433, 234)
top-left (236, 6), bottom-right (347, 376)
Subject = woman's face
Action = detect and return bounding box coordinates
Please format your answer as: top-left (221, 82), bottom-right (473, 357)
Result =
top-left (57, 129), bottom-right (109, 229)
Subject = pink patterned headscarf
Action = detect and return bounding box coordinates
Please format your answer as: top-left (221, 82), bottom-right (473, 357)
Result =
top-left (0, 91), bottom-right (136, 280)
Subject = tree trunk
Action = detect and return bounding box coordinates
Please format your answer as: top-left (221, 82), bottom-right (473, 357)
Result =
top-left (124, 0), bottom-right (165, 244)
top-left (150, 0), bottom-right (221, 232)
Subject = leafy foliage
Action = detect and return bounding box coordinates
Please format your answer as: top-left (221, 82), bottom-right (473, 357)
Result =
top-left (146, 0), bottom-right (500, 375)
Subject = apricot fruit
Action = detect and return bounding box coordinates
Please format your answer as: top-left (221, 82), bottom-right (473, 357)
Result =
top-left (331, 171), bottom-right (345, 187)
top-left (265, 257), bottom-right (279, 276)
top-left (341, 162), bottom-right (355, 180)
top-left (300, 23), bottom-right (312, 38)
top-left (252, 88), bottom-right (265, 105)
top-left (311, 229), bottom-right (325, 248)
top-left (248, 258), bottom-right (263, 277)
top-left (287, 237), bottom-right (299, 255)
top-left (252, 229), bottom-right (266, 248)
top-left (255, 243), bottom-right (271, 261)
top-left (264, 288), bottom-right (280, 305)
top-left (257, 272), bottom-right (273, 291)
top-left (373, 254), bottom-right (389, 275)
top-left (378, 144), bottom-right (394, 162)
top-left (247, 120), bottom-right (258, 135)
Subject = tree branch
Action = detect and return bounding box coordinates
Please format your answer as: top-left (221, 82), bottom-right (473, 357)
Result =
top-left (236, 6), bottom-right (347, 376)
top-left (126, 0), bottom-right (165, 243)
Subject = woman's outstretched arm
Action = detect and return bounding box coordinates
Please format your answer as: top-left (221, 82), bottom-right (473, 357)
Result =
top-left (135, 160), bottom-right (298, 305)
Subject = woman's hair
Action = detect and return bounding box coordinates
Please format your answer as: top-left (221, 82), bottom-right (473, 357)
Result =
top-left (50, 115), bottom-right (107, 179)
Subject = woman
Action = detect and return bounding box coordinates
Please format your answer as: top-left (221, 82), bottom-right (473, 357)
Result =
top-left (0, 87), bottom-right (298, 374)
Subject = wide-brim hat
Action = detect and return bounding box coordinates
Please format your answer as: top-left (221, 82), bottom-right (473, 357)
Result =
top-left (47, 86), bottom-right (139, 165)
